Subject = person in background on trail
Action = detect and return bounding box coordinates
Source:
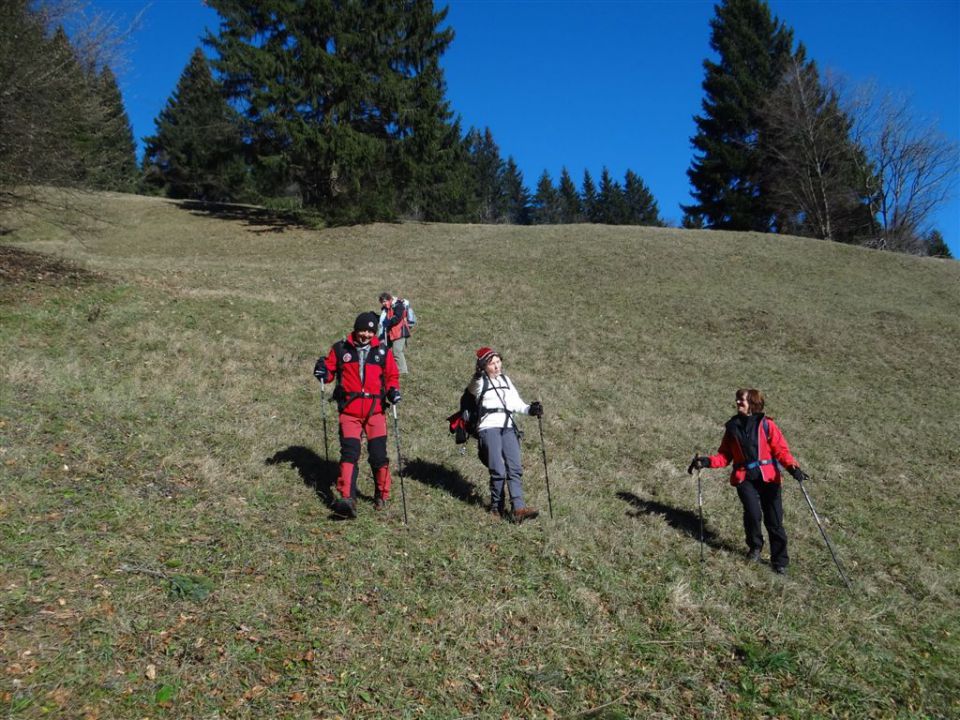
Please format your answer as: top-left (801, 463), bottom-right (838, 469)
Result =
top-left (377, 292), bottom-right (412, 374)
top-left (470, 347), bottom-right (543, 522)
top-left (687, 388), bottom-right (808, 575)
top-left (313, 312), bottom-right (401, 518)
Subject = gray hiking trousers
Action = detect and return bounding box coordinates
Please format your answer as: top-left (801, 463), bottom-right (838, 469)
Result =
top-left (478, 426), bottom-right (526, 511)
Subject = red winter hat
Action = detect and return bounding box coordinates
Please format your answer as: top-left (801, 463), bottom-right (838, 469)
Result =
top-left (476, 346), bottom-right (499, 367)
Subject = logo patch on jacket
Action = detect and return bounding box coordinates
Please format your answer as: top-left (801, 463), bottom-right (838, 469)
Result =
top-left (342, 353), bottom-right (352, 362)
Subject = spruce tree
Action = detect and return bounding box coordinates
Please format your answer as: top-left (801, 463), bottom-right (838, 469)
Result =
top-left (501, 157), bottom-right (530, 225)
top-left (925, 230), bottom-right (953, 259)
top-left (466, 127), bottom-right (505, 223)
top-left (206, 0), bottom-right (457, 223)
top-left (91, 66), bottom-right (137, 192)
top-left (531, 171), bottom-right (561, 224)
top-left (581, 169), bottom-right (598, 223)
top-left (557, 167), bottom-right (582, 223)
top-left (142, 48), bottom-right (248, 202)
top-left (623, 170), bottom-right (664, 226)
top-left (684, 0), bottom-right (794, 232)
top-left (597, 167), bottom-right (627, 224)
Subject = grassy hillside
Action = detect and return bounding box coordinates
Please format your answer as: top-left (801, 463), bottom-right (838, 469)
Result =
top-left (2, 192), bottom-right (958, 719)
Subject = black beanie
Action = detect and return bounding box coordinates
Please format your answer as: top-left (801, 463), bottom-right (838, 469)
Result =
top-left (354, 311), bottom-right (379, 332)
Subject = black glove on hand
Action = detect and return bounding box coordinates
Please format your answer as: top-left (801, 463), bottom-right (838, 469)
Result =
top-left (386, 388), bottom-right (401, 405)
top-left (313, 359), bottom-right (328, 383)
top-left (788, 466), bottom-right (809, 482)
top-left (687, 455), bottom-right (708, 474)
top-left (528, 401), bottom-right (544, 417)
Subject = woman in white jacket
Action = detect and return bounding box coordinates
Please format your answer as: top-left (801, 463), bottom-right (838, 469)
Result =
top-left (469, 347), bottom-right (542, 521)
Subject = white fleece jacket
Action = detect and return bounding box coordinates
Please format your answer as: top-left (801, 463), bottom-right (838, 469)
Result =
top-left (468, 373), bottom-right (530, 432)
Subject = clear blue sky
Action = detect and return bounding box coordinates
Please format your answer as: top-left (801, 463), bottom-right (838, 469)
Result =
top-left (93, 0), bottom-right (959, 255)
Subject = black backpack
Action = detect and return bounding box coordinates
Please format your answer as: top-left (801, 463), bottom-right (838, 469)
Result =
top-left (446, 375), bottom-right (491, 444)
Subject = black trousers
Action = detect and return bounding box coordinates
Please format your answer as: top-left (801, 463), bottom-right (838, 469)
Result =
top-left (736, 476), bottom-right (789, 569)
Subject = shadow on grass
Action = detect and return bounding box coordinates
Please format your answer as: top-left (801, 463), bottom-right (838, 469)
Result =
top-left (403, 457), bottom-right (487, 509)
top-left (266, 445), bottom-right (339, 507)
top-left (617, 491), bottom-right (741, 555)
top-left (174, 199), bottom-right (306, 233)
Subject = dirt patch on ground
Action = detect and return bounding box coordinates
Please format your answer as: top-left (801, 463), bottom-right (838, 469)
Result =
top-left (0, 245), bottom-right (100, 287)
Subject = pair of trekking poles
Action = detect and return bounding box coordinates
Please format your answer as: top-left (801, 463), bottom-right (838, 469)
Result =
top-left (319, 381), bottom-right (554, 524)
top-left (694, 463), bottom-right (852, 590)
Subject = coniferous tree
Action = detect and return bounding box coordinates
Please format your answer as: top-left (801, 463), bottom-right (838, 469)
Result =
top-left (531, 171), bottom-right (561, 224)
top-left (684, 0), bottom-right (794, 232)
top-left (557, 167), bottom-right (582, 223)
top-left (142, 48), bottom-right (249, 202)
top-left (623, 169), bottom-right (664, 226)
top-left (597, 167), bottom-right (627, 224)
top-left (925, 230), bottom-right (953, 259)
top-left (501, 157), bottom-right (530, 224)
top-left (581, 169), bottom-right (598, 222)
top-left (90, 66), bottom-right (137, 191)
top-left (206, 0), bottom-right (456, 223)
top-left (466, 127), bottom-right (505, 222)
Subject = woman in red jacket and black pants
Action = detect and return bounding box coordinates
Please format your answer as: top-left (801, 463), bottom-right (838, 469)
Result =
top-left (689, 388), bottom-right (808, 575)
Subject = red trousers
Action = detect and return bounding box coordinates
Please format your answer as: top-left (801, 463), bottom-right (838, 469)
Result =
top-left (338, 413), bottom-right (391, 500)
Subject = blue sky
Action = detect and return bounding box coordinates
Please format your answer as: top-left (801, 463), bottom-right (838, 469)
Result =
top-left (93, 0), bottom-right (959, 255)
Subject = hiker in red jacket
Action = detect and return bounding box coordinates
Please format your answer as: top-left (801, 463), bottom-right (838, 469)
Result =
top-left (313, 312), bottom-right (401, 518)
top-left (688, 388), bottom-right (808, 575)
top-left (378, 292), bottom-right (412, 374)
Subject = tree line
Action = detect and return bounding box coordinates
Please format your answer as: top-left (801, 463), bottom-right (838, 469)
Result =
top-left (1, 0), bottom-right (954, 256)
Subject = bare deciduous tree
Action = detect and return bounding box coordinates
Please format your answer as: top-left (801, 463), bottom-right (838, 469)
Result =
top-left (761, 54), bottom-right (874, 243)
top-left (847, 84), bottom-right (959, 254)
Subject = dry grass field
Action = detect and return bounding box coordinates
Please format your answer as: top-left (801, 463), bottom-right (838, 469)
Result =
top-left (1, 191), bottom-right (958, 718)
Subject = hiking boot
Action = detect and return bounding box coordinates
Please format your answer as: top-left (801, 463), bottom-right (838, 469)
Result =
top-left (746, 548), bottom-right (762, 563)
top-left (773, 565), bottom-right (788, 576)
top-left (374, 497), bottom-right (386, 511)
top-left (333, 497), bottom-right (356, 519)
top-left (488, 505), bottom-right (503, 520)
top-left (512, 507), bottom-right (539, 523)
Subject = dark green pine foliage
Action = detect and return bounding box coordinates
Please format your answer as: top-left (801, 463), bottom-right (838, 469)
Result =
top-left (684, 0), bottom-right (794, 232)
top-left (206, 0), bottom-right (457, 224)
top-left (596, 167), bottom-right (628, 224)
top-left (925, 230), bottom-right (952, 259)
top-left (581, 169), bottom-right (598, 223)
top-left (142, 49), bottom-right (249, 202)
top-left (557, 167), bottom-right (582, 223)
top-left (47, 27), bottom-right (98, 184)
top-left (623, 169), bottom-right (663, 226)
top-left (531, 171), bottom-right (561, 224)
top-left (501, 157), bottom-right (530, 225)
top-left (466, 127), bottom-right (505, 222)
top-left (90, 67), bottom-right (138, 192)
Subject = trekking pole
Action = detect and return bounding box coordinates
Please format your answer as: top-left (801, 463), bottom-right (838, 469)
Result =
top-left (391, 404), bottom-right (408, 525)
top-left (535, 401), bottom-right (554, 519)
top-left (319, 379), bottom-right (329, 462)
top-left (697, 467), bottom-right (704, 564)
top-left (794, 475), bottom-right (852, 591)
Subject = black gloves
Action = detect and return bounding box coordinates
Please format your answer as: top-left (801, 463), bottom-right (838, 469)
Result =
top-left (313, 359), bottom-right (328, 383)
top-left (788, 466), bottom-right (809, 482)
top-left (687, 455), bottom-right (709, 474)
top-left (386, 388), bottom-right (401, 405)
top-left (528, 401), bottom-right (544, 417)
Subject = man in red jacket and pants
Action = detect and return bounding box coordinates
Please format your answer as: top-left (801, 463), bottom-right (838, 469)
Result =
top-left (314, 312), bottom-right (401, 518)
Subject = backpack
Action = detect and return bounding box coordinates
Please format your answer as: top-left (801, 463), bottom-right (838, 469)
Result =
top-left (403, 299), bottom-right (417, 327)
top-left (446, 375), bottom-right (488, 444)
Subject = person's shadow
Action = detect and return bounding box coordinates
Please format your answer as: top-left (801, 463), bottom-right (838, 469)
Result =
top-left (616, 491), bottom-right (740, 554)
top-left (266, 445), bottom-right (341, 512)
top-left (402, 457), bottom-right (487, 509)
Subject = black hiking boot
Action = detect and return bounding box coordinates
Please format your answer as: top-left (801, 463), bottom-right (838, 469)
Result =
top-left (773, 565), bottom-right (787, 576)
top-left (333, 497), bottom-right (356, 519)
top-left (746, 548), bottom-right (762, 563)
top-left (374, 497), bottom-right (386, 511)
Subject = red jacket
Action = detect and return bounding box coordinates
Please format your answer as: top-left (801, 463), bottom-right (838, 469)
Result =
top-left (322, 334), bottom-right (399, 418)
top-left (706, 414), bottom-right (797, 485)
top-left (383, 300), bottom-right (411, 342)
